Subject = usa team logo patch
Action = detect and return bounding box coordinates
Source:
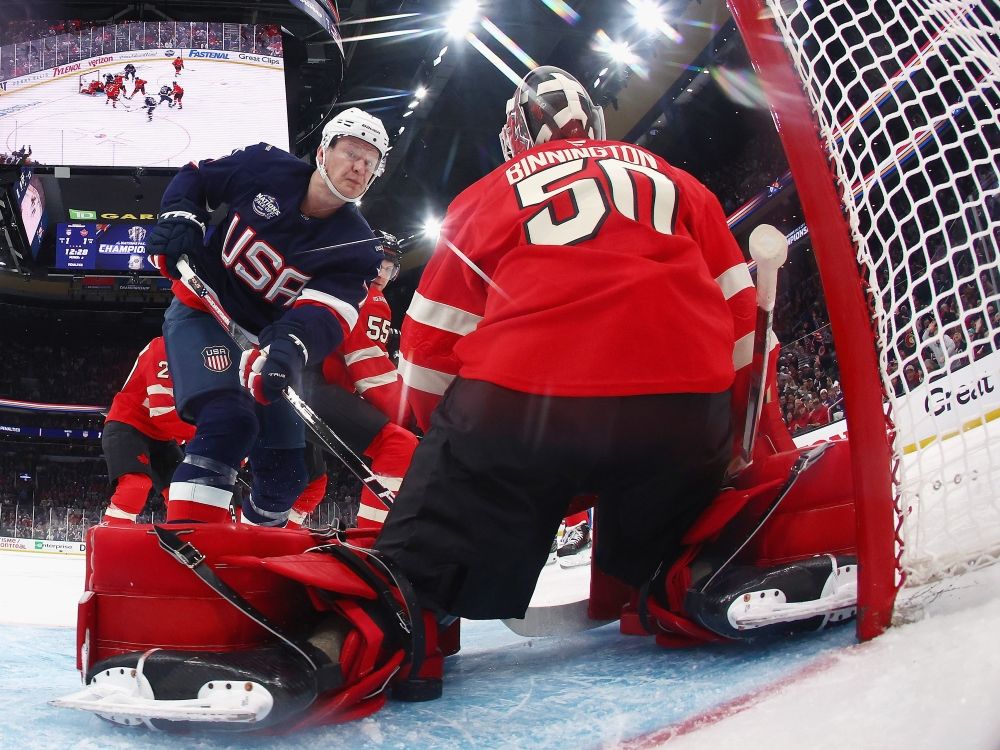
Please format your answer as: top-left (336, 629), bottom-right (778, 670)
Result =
top-left (253, 193), bottom-right (281, 220)
top-left (202, 346), bottom-right (232, 372)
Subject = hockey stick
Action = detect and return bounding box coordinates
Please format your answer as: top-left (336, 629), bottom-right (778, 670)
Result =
top-left (175, 257), bottom-right (395, 507)
top-left (736, 223), bottom-right (789, 471)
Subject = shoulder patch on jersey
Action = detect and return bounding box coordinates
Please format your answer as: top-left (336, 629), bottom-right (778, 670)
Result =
top-left (252, 193), bottom-right (281, 220)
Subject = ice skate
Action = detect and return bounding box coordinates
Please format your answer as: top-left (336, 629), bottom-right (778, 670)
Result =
top-left (557, 521), bottom-right (591, 568)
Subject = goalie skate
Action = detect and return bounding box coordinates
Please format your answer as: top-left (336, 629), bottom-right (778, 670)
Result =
top-left (687, 554), bottom-right (858, 640)
top-left (52, 644), bottom-right (322, 732)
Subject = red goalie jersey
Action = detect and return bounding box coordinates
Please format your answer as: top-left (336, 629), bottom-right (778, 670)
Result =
top-left (106, 336), bottom-right (196, 443)
top-left (322, 284), bottom-right (409, 425)
top-left (399, 138), bottom-right (758, 444)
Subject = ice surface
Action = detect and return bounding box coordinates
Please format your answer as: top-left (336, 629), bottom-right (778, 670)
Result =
top-left (2, 548), bottom-right (998, 749)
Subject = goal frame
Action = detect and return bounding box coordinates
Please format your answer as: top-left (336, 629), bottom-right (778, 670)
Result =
top-left (727, 0), bottom-right (899, 639)
top-left (78, 70), bottom-right (102, 94)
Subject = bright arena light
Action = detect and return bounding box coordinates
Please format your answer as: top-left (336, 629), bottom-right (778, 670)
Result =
top-left (414, 85), bottom-right (428, 100)
top-left (606, 39), bottom-right (636, 65)
top-left (423, 216), bottom-right (443, 238)
top-left (630, 0), bottom-right (663, 26)
top-left (445, 1), bottom-right (479, 39)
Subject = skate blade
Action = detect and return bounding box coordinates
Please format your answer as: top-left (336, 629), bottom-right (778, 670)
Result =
top-left (557, 548), bottom-right (592, 569)
top-left (51, 681), bottom-right (271, 725)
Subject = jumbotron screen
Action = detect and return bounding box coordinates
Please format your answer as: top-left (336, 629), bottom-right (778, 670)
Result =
top-left (0, 21), bottom-right (288, 168)
top-left (55, 221), bottom-right (156, 272)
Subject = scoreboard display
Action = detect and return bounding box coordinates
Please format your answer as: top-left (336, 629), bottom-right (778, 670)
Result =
top-left (55, 222), bottom-right (157, 272)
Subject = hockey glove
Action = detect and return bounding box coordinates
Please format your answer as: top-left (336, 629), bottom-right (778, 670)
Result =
top-left (146, 200), bottom-right (207, 280)
top-left (239, 325), bottom-right (309, 405)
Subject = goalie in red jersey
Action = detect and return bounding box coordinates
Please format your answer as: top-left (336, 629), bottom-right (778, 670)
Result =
top-left (101, 336), bottom-right (195, 524)
top-left (55, 68), bottom-right (856, 737)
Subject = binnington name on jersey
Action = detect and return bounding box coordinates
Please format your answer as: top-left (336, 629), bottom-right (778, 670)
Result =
top-left (504, 140), bottom-right (657, 185)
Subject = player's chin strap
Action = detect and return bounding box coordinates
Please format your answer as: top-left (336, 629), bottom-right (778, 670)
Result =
top-left (317, 149), bottom-right (372, 204)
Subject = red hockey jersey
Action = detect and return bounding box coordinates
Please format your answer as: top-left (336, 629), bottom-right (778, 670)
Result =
top-left (322, 285), bottom-right (409, 425)
top-left (105, 337), bottom-right (196, 443)
top-left (399, 138), bottom-right (757, 432)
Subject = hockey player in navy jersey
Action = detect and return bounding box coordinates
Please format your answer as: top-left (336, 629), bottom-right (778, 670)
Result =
top-left (146, 107), bottom-right (388, 525)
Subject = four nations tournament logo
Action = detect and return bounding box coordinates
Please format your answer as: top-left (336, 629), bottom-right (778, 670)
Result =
top-left (202, 346), bottom-right (232, 372)
top-left (252, 193), bottom-right (281, 220)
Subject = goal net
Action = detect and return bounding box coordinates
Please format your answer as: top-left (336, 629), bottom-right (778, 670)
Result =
top-left (729, 0), bottom-right (1000, 636)
top-left (78, 69), bottom-right (102, 94)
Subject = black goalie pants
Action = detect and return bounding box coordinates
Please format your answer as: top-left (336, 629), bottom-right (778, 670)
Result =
top-left (375, 378), bottom-right (732, 620)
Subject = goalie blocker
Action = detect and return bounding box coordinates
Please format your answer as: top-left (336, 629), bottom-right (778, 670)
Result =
top-left (54, 523), bottom-right (451, 733)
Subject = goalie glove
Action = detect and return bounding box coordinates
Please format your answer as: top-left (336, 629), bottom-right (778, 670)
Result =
top-left (239, 324), bottom-right (309, 405)
top-left (146, 199), bottom-right (207, 280)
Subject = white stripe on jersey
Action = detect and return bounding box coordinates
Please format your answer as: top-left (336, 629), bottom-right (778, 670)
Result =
top-left (716, 263), bottom-right (753, 300)
top-left (355, 371), bottom-right (399, 393)
top-left (406, 291), bottom-right (483, 336)
top-left (344, 345), bottom-right (384, 365)
top-left (733, 329), bottom-right (779, 371)
top-left (357, 504), bottom-right (389, 523)
top-left (297, 288), bottom-right (361, 332)
top-left (398, 354), bottom-right (455, 396)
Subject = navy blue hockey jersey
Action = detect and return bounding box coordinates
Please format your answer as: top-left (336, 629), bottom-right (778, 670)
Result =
top-left (160, 143), bottom-right (381, 361)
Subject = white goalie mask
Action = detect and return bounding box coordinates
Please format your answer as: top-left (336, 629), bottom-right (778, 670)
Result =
top-left (317, 107), bottom-right (389, 202)
top-left (499, 66), bottom-right (605, 161)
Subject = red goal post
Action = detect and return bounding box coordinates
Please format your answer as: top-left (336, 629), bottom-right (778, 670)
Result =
top-left (729, 0), bottom-right (1000, 639)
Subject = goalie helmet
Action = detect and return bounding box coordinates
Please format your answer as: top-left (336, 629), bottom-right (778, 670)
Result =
top-left (317, 107), bottom-right (389, 202)
top-left (499, 66), bottom-right (605, 161)
top-left (374, 230), bottom-right (402, 283)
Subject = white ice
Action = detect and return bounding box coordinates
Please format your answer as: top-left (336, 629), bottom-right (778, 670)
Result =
top-left (3, 546), bottom-right (999, 749)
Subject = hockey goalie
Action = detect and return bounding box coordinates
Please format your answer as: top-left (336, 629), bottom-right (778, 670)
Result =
top-left (52, 67), bottom-right (858, 734)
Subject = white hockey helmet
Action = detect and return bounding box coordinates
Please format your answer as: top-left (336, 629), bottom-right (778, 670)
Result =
top-left (499, 66), bottom-right (605, 161)
top-left (318, 107), bottom-right (389, 202)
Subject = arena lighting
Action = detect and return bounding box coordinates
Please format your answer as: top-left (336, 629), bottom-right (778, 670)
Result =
top-left (593, 29), bottom-right (648, 77)
top-left (414, 85), bottom-right (428, 100)
top-left (423, 216), bottom-right (443, 238)
top-left (606, 39), bottom-right (636, 66)
top-left (625, 0), bottom-right (684, 43)
top-left (402, 109), bottom-right (414, 117)
top-left (398, 126), bottom-right (406, 135)
top-left (445, 1), bottom-right (480, 39)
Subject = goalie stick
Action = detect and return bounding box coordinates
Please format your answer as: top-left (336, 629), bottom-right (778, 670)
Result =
top-left (175, 257), bottom-right (395, 508)
top-left (737, 223), bottom-right (789, 471)
top-left (504, 224), bottom-right (790, 637)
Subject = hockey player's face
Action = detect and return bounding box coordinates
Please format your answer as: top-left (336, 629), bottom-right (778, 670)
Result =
top-left (373, 259), bottom-right (396, 289)
top-left (324, 137), bottom-right (381, 199)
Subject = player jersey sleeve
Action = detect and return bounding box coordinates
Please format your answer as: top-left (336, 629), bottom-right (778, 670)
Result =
top-left (398, 190), bottom-right (488, 431)
top-left (159, 143), bottom-right (270, 219)
top-left (336, 291), bottom-right (411, 425)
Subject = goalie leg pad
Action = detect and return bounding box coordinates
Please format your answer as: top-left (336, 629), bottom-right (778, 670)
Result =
top-left (685, 554), bottom-right (858, 640)
top-left (69, 525), bottom-right (443, 733)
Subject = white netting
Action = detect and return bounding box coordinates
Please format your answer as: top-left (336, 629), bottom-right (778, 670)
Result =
top-left (765, 0), bottom-right (1000, 586)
